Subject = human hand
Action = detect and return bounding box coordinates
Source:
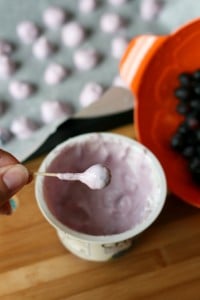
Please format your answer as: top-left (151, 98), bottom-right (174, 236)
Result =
top-left (0, 149), bottom-right (32, 215)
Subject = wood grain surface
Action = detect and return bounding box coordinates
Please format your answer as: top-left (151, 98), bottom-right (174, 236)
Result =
top-left (0, 124), bottom-right (200, 300)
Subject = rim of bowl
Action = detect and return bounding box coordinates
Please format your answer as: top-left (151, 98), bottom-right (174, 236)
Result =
top-left (35, 132), bottom-right (167, 244)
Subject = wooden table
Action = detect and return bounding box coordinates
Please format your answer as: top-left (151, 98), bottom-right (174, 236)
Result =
top-left (0, 124), bottom-right (200, 300)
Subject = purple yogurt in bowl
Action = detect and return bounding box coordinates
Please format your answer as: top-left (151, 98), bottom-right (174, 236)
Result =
top-left (35, 132), bottom-right (167, 261)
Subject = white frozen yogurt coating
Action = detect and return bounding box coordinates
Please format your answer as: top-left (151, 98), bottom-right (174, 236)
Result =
top-left (0, 40), bottom-right (13, 55)
top-left (61, 21), bottom-right (85, 48)
top-left (78, 0), bottom-right (97, 13)
top-left (9, 80), bottom-right (34, 100)
top-left (112, 75), bottom-right (128, 88)
top-left (79, 82), bottom-right (103, 107)
top-left (108, 0), bottom-right (127, 6)
top-left (10, 117), bottom-right (39, 139)
top-left (33, 36), bottom-right (55, 59)
top-left (100, 13), bottom-right (123, 33)
top-left (140, 0), bottom-right (164, 21)
top-left (111, 36), bottom-right (128, 59)
top-left (73, 48), bottom-right (99, 70)
top-left (41, 100), bottom-right (73, 123)
top-left (43, 134), bottom-right (163, 236)
top-left (57, 164), bottom-right (111, 190)
top-left (17, 21), bottom-right (40, 44)
top-left (44, 63), bottom-right (68, 85)
top-left (43, 6), bottom-right (66, 29)
top-left (0, 55), bottom-right (16, 79)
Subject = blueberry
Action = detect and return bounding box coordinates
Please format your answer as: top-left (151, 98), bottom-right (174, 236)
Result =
top-left (193, 69), bottom-right (200, 81)
top-left (189, 157), bottom-right (200, 172)
top-left (190, 98), bottom-right (200, 109)
top-left (182, 146), bottom-right (195, 158)
top-left (177, 122), bottom-right (189, 134)
top-left (174, 87), bottom-right (190, 101)
top-left (171, 133), bottom-right (185, 151)
top-left (178, 73), bottom-right (192, 86)
top-left (186, 111), bottom-right (200, 123)
top-left (173, 69), bottom-right (200, 185)
top-left (194, 85), bottom-right (200, 96)
top-left (186, 131), bottom-right (198, 146)
top-left (176, 103), bottom-right (190, 115)
top-left (187, 118), bottom-right (199, 129)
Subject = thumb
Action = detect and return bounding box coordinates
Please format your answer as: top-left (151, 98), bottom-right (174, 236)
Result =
top-left (0, 164), bottom-right (30, 204)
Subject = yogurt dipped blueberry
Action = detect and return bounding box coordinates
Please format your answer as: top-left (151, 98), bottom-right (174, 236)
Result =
top-left (36, 164), bottom-right (111, 190)
top-left (43, 6), bottom-right (66, 29)
top-left (38, 133), bottom-right (166, 237)
top-left (17, 21), bottom-right (40, 44)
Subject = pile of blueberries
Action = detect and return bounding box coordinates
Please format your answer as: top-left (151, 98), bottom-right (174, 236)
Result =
top-left (171, 70), bottom-right (200, 185)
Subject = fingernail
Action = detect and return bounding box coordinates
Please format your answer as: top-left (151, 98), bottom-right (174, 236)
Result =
top-left (3, 164), bottom-right (30, 191)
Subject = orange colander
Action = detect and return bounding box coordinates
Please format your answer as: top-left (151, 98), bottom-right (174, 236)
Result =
top-left (120, 18), bottom-right (200, 207)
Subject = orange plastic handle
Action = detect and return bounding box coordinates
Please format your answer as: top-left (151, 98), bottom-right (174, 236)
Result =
top-left (120, 35), bottom-right (167, 95)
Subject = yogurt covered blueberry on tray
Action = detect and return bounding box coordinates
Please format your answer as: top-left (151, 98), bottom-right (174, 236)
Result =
top-left (0, 55), bottom-right (16, 79)
top-left (10, 117), bottom-right (40, 140)
top-left (17, 21), bottom-right (40, 44)
top-left (73, 48), bottom-right (99, 70)
top-left (32, 36), bottom-right (55, 59)
top-left (61, 21), bottom-right (86, 48)
top-left (0, 40), bottom-right (14, 55)
top-left (43, 6), bottom-right (67, 29)
top-left (40, 100), bottom-right (73, 124)
top-left (111, 36), bottom-right (129, 59)
top-left (100, 13), bottom-right (124, 33)
top-left (140, 0), bottom-right (164, 21)
top-left (78, 0), bottom-right (97, 13)
top-left (44, 63), bottom-right (68, 85)
top-left (9, 80), bottom-right (35, 100)
top-left (79, 82), bottom-right (104, 107)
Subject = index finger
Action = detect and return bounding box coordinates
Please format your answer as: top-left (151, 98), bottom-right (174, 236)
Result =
top-left (0, 149), bottom-right (19, 168)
